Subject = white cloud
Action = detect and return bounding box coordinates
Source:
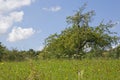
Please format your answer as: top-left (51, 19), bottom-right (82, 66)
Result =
top-left (0, 0), bottom-right (33, 14)
top-left (0, 11), bottom-right (24, 34)
top-left (0, 0), bottom-right (34, 35)
top-left (0, 0), bottom-right (34, 34)
top-left (36, 45), bottom-right (44, 51)
top-left (0, 0), bottom-right (36, 43)
top-left (7, 27), bottom-right (35, 42)
top-left (42, 6), bottom-right (61, 12)
top-left (10, 11), bottom-right (24, 22)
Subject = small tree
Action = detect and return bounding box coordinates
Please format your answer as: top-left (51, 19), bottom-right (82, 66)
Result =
top-left (0, 42), bottom-right (7, 61)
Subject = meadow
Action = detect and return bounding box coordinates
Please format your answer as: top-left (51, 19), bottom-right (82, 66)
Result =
top-left (0, 59), bottom-right (120, 80)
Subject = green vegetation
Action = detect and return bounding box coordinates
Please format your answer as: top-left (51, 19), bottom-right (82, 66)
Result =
top-left (42, 4), bottom-right (119, 59)
top-left (0, 4), bottom-right (120, 80)
top-left (0, 42), bottom-right (40, 62)
top-left (0, 59), bottom-right (120, 80)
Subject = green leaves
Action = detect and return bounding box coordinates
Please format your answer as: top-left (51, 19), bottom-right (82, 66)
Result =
top-left (66, 4), bottom-right (95, 28)
top-left (43, 5), bottom-right (119, 59)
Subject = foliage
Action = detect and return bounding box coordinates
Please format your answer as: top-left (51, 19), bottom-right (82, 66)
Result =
top-left (43, 5), bottom-right (119, 59)
top-left (109, 44), bottom-right (120, 59)
top-left (0, 42), bottom-right (7, 61)
top-left (0, 42), bottom-right (41, 62)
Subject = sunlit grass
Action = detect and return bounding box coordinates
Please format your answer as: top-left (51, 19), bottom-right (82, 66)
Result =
top-left (0, 59), bottom-right (120, 80)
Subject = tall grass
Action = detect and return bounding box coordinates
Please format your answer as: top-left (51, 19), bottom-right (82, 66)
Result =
top-left (0, 59), bottom-right (120, 80)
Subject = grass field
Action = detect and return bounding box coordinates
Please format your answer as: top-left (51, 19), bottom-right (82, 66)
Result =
top-left (0, 59), bottom-right (120, 80)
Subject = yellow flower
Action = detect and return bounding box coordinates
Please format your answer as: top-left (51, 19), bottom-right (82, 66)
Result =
top-left (1, 63), bottom-right (4, 65)
top-left (98, 69), bottom-right (100, 72)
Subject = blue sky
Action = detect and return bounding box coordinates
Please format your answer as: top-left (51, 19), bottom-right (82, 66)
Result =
top-left (0, 0), bottom-right (120, 51)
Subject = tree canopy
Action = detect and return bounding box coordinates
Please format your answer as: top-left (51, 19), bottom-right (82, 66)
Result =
top-left (43, 5), bottom-right (119, 59)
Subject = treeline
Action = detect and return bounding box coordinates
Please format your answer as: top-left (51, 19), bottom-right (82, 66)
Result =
top-left (0, 40), bottom-right (120, 62)
top-left (0, 42), bottom-right (40, 62)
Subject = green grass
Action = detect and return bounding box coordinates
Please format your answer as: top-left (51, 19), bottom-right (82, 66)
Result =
top-left (0, 59), bottom-right (120, 80)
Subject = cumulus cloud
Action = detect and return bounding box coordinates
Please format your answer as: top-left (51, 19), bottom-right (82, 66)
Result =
top-left (10, 11), bottom-right (24, 22)
top-left (7, 27), bottom-right (35, 42)
top-left (42, 6), bottom-right (61, 12)
top-left (0, 0), bottom-right (34, 35)
top-left (0, 11), bottom-right (24, 34)
top-left (0, 0), bottom-right (33, 14)
top-left (0, 0), bottom-right (36, 42)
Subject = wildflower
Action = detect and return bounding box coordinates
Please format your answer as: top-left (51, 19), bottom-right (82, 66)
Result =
top-left (1, 63), bottom-right (4, 65)
top-left (98, 69), bottom-right (100, 72)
